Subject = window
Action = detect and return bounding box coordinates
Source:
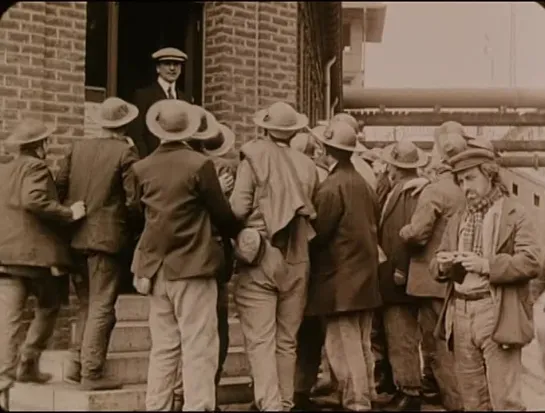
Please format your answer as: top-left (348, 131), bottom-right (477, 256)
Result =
top-left (342, 22), bottom-right (352, 51)
top-left (512, 183), bottom-right (518, 196)
top-left (85, 2), bottom-right (108, 90)
top-left (534, 194), bottom-right (540, 207)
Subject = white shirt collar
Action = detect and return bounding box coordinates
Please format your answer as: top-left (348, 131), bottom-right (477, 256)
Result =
top-left (328, 161), bottom-right (338, 172)
top-left (157, 76), bottom-right (176, 99)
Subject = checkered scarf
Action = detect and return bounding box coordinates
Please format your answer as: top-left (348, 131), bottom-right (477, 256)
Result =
top-left (460, 186), bottom-right (503, 256)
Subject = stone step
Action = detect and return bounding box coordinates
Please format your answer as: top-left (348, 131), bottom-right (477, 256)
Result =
top-left (102, 317), bottom-right (244, 353)
top-left (115, 292), bottom-right (238, 322)
top-left (40, 346), bottom-right (250, 385)
top-left (9, 376), bottom-right (253, 411)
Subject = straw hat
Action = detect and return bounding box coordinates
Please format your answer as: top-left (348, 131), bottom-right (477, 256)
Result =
top-left (201, 123), bottom-right (236, 157)
top-left (381, 141), bottom-right (429, 169)
top-left (331, 113), bottom-right (360, 132)
top-left (311, 122), bottom-right (368, 153)
top-left (253, 102), bottom-right (308, 133)
top-left (91, 97), bottom-right (139, 129)
top-left (192, 106), bottom-right (221, 141)
top-left (152, 47), bottom-right (188, 63)
top-left (145, 100), bottom-right (201, 142)
top-left (6, 119), bottom-right (55, 146)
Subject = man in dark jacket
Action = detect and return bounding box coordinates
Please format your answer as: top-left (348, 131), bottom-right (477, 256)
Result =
top-left (378, 140), bottom-right (429, 411)
top-left (131, 100), bottom-right (242, 411)
top-left (128, 47), bottom-right (189, 158)
top-left (56, 97), bottom-right (141, 391)
top-left (305, 122), bottom-right (382, 411)
top-left (0, 120), bottom-right (86, 385)
top-left (398, 132), bottom-right (467, 410)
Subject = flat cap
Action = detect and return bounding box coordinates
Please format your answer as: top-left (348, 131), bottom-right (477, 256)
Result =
top-left (152, 47), bottom-right (187, 63)
top-left (448, 148), bottom-right (496, 173)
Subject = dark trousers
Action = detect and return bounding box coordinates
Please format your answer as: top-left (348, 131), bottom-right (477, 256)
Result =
top-left (0, 275), bottom-right (61, 379)
top-left (215, 281), bottom-right (229, 386)
top-left (69, 251), bottom-right (121, 380)
top-left (371, 309), bottom-right (394, 392)
top-left (294, 316), bottom-right (325, 396)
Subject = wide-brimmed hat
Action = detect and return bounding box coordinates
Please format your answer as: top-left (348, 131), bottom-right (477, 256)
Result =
top-left (435, 132), bottom-right (468, 161)
top-left (91, 97), bottom-right (139, 129)
top-left (152, 47), bottom-right (187, 63)
top-left (146, 100), bottom-right (201, 142)
top-left (310, 122), bottom-right (368, 153)
top-left (6, 119), bottom-right (55, 146)
top-left (360, 147), bottom-right (380, 163)
top-left (448, 148), bottom-right (496, 173)
top-left (192, 106), bottom-right (221, 141)
top-left (331, 112), bottom-right (360, 132)
top-left (381, 141), bottom-right (429, 169)
top-left (253, 102), bottom-right (308, 133)
top-left (434, 121), bottom-right (472, 141)
top-left (202, 123), bottom-right (236, 157)
top-left (467, 137), bottom-right (496, 152)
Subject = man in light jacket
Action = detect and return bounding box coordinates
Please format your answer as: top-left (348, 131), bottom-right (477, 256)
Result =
top-left (431, 146), bottom-right (540, 411)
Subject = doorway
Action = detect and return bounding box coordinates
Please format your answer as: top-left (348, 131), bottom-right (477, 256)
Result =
top-left (115, 1), bottom-right (204, 104)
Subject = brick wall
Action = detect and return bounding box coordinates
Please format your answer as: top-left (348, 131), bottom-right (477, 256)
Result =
top-left (203, 1), bottom-right (300, 147)
top-left (0, 1), bottom-right (87, 350)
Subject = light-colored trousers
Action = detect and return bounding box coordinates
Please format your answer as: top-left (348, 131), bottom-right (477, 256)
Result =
top-left (452, 296), bottom-right (524, 411)
top-left (235, 243), bottom-right (309, 411)
top-left (324, 310), bottom-right (375, 411)
top-left (145, 268), bottom-right (219, 411)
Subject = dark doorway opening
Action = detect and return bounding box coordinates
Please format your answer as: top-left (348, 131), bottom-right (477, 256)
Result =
top-left (116, 1), bottom-right (203, 104)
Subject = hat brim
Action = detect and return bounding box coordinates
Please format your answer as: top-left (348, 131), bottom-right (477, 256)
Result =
top-left (6, 123), bottom-right (56, 146)
top-left (380, 144), bottom-right (429, 169)
top-left (146, 100), bottom-right (201, 142)
top-left (192, 108), bottom-right (221, 141)
top-left (202, 124), bottom-right (235, 157)
top-left (310, 127), bottom-right (368, 153)
top-left (91, 102), bottom-right (139, 129)
top-left (253, 109), bottom-right (309, 132)
top-left (155, 56), bottom-right (187, 63)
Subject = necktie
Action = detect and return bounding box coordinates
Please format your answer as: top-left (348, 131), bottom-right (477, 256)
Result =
top-left (167, 87), bottom-right (174, 99)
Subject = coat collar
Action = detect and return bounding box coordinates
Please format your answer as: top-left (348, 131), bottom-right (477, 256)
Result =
top-left (380, 176), bottom-right (416, 226)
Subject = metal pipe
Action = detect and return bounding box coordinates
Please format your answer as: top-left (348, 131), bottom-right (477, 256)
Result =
top-left (343, 87), bottom-right (545, 109)
top-left (331, 97), bottom-right (340, 116)
top-left (324, 56), bottom-right (337, 119)
top-left (363, 140), bottom-right (545, 152)
top-left (499, 154), bottom-right (545, 168)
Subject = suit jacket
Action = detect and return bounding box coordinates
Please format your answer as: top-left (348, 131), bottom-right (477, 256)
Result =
top-left (430, 196), bottom-right (541, 348)
top-left (378, 177), bottom-right (420, 305)
top-left (129, 80), bottom-right (188, 158)
top-left (56, 137), bottom-right (141, 255)
top-left (306, 162), bottom-right (382, 317)
top-left (131, 142), bottom-right (241, 281)
top-left (400, 170), bottom-right (465, 299)
top-left (0, 153), bottom-right (74, 269)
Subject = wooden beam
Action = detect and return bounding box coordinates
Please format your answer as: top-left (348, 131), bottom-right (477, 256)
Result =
top-left (363, 140), bottom-right (545, 152)
top-left (349, 110), bottom-right (545, 126)
top-left (106, 2), bottom-right (119, 97)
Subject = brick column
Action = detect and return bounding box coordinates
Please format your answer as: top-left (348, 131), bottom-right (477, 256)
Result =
top-left (0, 1), bottom-right (86, 172)
top-left (203, 1), bottom-right (299, 146)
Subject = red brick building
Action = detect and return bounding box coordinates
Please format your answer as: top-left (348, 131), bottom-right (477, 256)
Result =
top-left (0, 1), bottom-right (343, 349)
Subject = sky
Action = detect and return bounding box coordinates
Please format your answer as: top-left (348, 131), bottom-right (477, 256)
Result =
top-left (364, 2), bottom-right (545, 88)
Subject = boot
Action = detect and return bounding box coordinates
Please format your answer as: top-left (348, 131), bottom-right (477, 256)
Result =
top-left (16, 357), bottom-right (52, 384)
top-left (292, 392), bottom-right (321, 411)
top-left (64, 360), bottom-right (81, 384)
top-left (80, 376), bottom-right (122, 391)
top-left (390, 392), bottom-right (422, 412)
top-left (421, 374), bottom-right (440, 403)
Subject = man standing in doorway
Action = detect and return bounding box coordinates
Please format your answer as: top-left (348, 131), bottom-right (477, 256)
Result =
top-left (129, 47), bottom-right (189, 158)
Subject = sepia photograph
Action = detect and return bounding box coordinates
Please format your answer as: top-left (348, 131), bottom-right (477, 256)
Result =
top-left (0, 0), bottom-right (544, 411)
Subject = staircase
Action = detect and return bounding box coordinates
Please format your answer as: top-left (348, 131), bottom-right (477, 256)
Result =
top-left (9, 290), bottom-right (254, 411)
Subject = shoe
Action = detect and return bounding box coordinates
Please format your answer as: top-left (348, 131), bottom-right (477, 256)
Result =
top-left (64, 360), bottom-right (81, 384)
top-left (249, 401), bottom-right (259, 411)
top-left (15, 358), bottom-right (52, 384)
top-left (390, 392), bottom-right (421, 411)
top-left (80, 377), bottom-right (122, 391)
top-left (421, 374), bottom-right (440, 403)
top-left (293, 393), bottom-right (321, 411)
top-left (311, 377), bottom-right (337, 397)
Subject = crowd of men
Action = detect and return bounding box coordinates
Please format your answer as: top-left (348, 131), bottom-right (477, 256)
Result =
top-left (0, 45), bottom-right (543, 413)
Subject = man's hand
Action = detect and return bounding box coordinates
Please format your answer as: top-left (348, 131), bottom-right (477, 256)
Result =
top-left (219, 173), bottom-right (234, 195)
top-left (456, 252), bottom-right (489, 274)
top-left (133, 275), bottom-right (152, 295)
top-left (405, 177), bottom-right (430, 196)
top-left (70, 201), bottom-right (86, 221)
top-left (436, 251), bottom-right (456, 273)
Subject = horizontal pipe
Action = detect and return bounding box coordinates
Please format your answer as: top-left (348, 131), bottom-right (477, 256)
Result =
top-left (363, 140), bottom-right (545, 152)
top-left (498, 155), bottom-right (545, 168)
top-left (344, 87), bottom-right (545, 109)
top-left (348, 110), bottom-right (545, 126)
